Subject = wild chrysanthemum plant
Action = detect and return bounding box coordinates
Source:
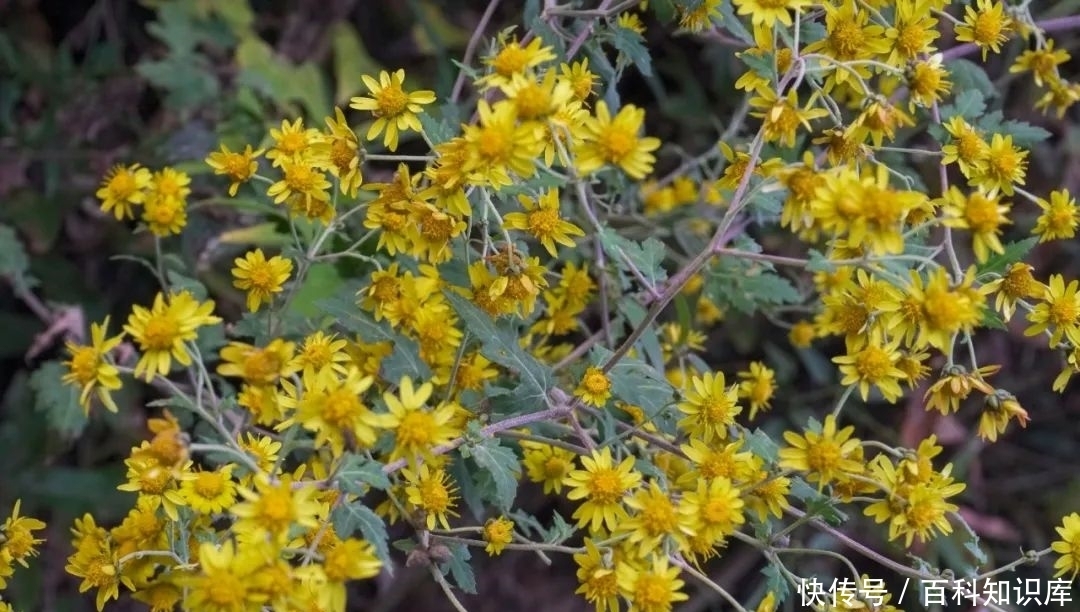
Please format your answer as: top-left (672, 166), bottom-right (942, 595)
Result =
top-left (20, 1), bottom-right (1080, 611)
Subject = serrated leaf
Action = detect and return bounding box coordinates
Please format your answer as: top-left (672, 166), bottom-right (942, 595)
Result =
top-left (602, 350), bottom-right (675, 421)
top-left (30, 361), bottom-right (87, 438)
top-left (606, 24), bottom-right (652, 76)
top-left (946, 59), bottom-right (995, 100)
top-left (705, 263), bottom-right (800, 316)
top-left (943, 89), bottom-right (986, 121)
top-left (598, 228), bottom-right (668, 290)
top-left (167, 270), bottom-right (209, 300)
top-left (975, 237), bottom-right (1038, 277)
top-left (0, 223), bottom-right (36, 290)
top-left (996, 119), bottom-right (1052, 147)
top-left (335, 453), bottom-right (391, 494)
top-left (331, 501), bottom-right (390, 563)
top-left (618, 299), bottom-right (665, 372)
top-left (440, 542), bottom-right (477, 594)
top-left (445, 291), bottom-right (553, 411)
top-left (744, 428), bottom-right (780, 463)
top-left (418, 106), bottom-right (459, 146)
top-left (719, 0), bottom-right (754, 43)
top-left (790, 477), bottom-right (848, 524)
top-left (468, 438), bottom-right (520, 511)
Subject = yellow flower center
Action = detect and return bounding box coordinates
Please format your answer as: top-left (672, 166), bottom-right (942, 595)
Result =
top-left (543, 456), bottom-right (570, 479)
top-left (193, 472), bottom-right (226, 498)
top-left (911, 65), bottom-right (943, 97)
top-left (492, 44), bottom-right (528, 77)
top-left (382, 209), bottom-right (409, 232)
top-left (257, 486), bottom-right (294, 528)
top-left (895, 24), bottom-right (928, 59)
top-left (1049, 296), bottom-right (1080, 327)
top-left (284, 164), bottom-right (317, 191)
top-left (599, 126), bottom-right (636, 163)
top-left (766, 102), bottom-right (800, 137)
top-left (583, 370), bottom-right (611, 394)
top-left (987, 147), bottom-right (1021, 180)
top-left (829, 17), bottom-right (865, 58)
top-left (323, 545), bottom-right (351, 581)
top-left (222, 153), bottom-right (250, 179)
top-left (634, 572), bottom-right (673, 608)
top-left (698, 453), bottom-right (736, 480)
top-left (702, 395), bottom-right (736, 423)
top-left (586, 569), bottom-right (618, 599)
top-left (420, 211), bottom-right (455, 242)
top-left (397, 411), bottom-right (435, 449)
top-left (965, 193), bottom-right (1004, 232)
top-left (247, 262), bottom-right (278, 291)
top-left (923, 286), bottom-right (965, 331)
top-left (637, 494), bottom-right (677, 536)
top-left (1002, 267), bottom-right (1036, 298)
top-left (155, 175), bottom-right (182, 199)
top-left (141, 313), bottom-right (181, 351)
top-left (528, 208), bottom-right (560, 236)
top-left (905, 496), bottom-right (938, 531)
top-left (370, 276), bottom-right (401, 303)
top-left (68, 347), bottom-right (101, 385)
top-left (107, 171), bottom-right (137, 199)
top-left (702, 497), bottom-right (736, 526)
top-left (513, 83), bottom-right (551, 119)
top-left (322, 389), bottom-right (360, 427)
top-left (776, 47), bottom-right (794, 76)
top-left (955, 131), bottom-right (986, 162)
top-left (477, 126), bottom-right (512, 161)
top-left (206, 572), bottom-right (246, 605)
top-left (419, 477), bottom-right (451, 512)
top-left (330, 139), bottom-right (356, 171)
top-left (375, 84), bottom-right (409, 117)
top-left (242, 350), bottom-right (283, 382)
top-left (138, 465), bottom-right (172, 494)
top-left (84, 557), bottom-right (118, 588)
top-left (854, 345), bottom-right (893, 382)
top-left (586, 468), bottom-right (625, 504)
top-left (973, 10), bottom-right (1004, 45)
top-left (301, 342), bottom-right (333, 369)
top-left (277, 132), bottom-right (307, 156)
top-left (806, 439), bottom-right (843, 473)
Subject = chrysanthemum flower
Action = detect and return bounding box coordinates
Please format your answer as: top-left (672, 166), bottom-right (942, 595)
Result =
top-left (681, 476), bottom-right (746, 543)
top-left (779, 414), bottom-right (864, 487)
top-left (216, 338), bottom-right (298, 386)
top-left (615, 556), bottom-right (688, 612)
top-left (907, 54), bottom-right (952, 109)
top-left (349, 69), bottom-right (435, 151)
top-left (954, 0), bottom-right (1013, 61)
top-left (621, 481), bottom-right (696, 554)
top-left (62, 317), bottom-right (124, 414)
top-left (576, 365), bottom-right (613, 407)
top-left (678, 0), bottom-right (722, 32)
top-left (291, 331), bottom-right (351, 388)
top-left (1010, 39), bottom-right (1070, 87)
top-left (123, 291), bottom-right (221, 382)
top-left (564, 447), bottom-right (642, 532)
top-left (1025, 274), bottom-right (1080, 347)
top-left (1034, 189), bottom-right (1080, 242)
top-left (504, 189), bottom-right (585, 256)
top-left (141, 193), bottom-right (187, 236)
top-left (970, 133), bottom-right (1028, 196)
top-left (179, 464), bottom-right (238, 515)
top-left (482, 517), bottom-right (515, 556)
top-left (96, 163), bottom-right (151, 220)
top-left (287, 367), bottom-right (393, 455)
top-left (941, 116), bottom-right (989, 178)
top-left (574, 538), bottom-right (620, 612)
top-left (522, 440), bottom-right (577, 494)
top-left (677, 371), bottom-right (742, 441)
top-left (1053, 512), bottom-right (1080, 578)
top-left (231, 248), bottom-right (293, 313)
top-left (477, 35), bottom-right (557, 90)
top-left (383, 376), bottom-right (460, 464)
top-left (403, 463), bottom-right (460, 530)
top-left (1, 499), bottom-right (47, 568)
top-left (178, 541), bottom-right (265, 611)
top-left (311, 106), bottom-right (363, 196)
top-left (802, 0), bottom-right (889, 89)
top-left (206, 143), bottom-right (263, 196)
top-left (575, 102), bottom-right (661, 180)
top-left (560, 59), bottom-right (599, 102)
top-left (980, 262), bottom-right (1044, 321)
top-left (462, 99), bottom-right (543, 187)
top-left (941, 186), bottom-right (1011, 262)
top-left (978, 390), bottom-right (1030, 442)
top-left (266, 158), bottom-right (332, 204)
top-left (737, 361), bottom-right (776, 419)
top-left (232, 475), bottom-right (322, 539)
top-left (733, 0), bottom-right (809, 28)
top-left (924, 364), bottom-right (999, 415)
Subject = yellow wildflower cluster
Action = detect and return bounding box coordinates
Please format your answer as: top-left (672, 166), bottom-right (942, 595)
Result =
top-left (49, 1), bottom-right (1080, 611)
top-left (0, 500), bottom-right (46, 610)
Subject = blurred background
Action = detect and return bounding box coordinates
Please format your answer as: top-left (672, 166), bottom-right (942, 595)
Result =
top-left (3, 0), bottom-right (1080, 610)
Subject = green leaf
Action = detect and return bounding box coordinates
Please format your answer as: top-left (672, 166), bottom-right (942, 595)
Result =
top-left (0, 223), bottom-right (36, 290)
top-left (136, 57), bottom-right (220, 110)
top-left (942, 88), bottom-right (986, 121)
top-left (606, 23), bottom-right (652, 76)
top-left (946, 59), bottom-right (995, 100)
top-left (440, 542), bottom-right (477, 594)
top-left (618, 299), bottom-right (665, 371)
top-left (334, 453), bottom-right (391, 494)
top-left (445, 291), bottom-right (553, 410)
top-left (330, 21), bottom-right (383, 105)
top-left (594, 345), bottom-right (676, 422)
top-left (167, 270), bottom-right (208, 300)
top-left (744, 428), bottom-right (780, 463)
top-left (30, 361), bottom-right (87, 438)
top-left (418, 106), bottom-right (460, 146)
top-left (976, 237), bottom-right (1039, 277)
top-left (705, 262), bottom-right (800, 316)
top-left (790, 477), bottom-right (847, 525)
top-left (984, 118), bottom-right (1052, 148)
top-left (649, 0), bottom-right (677, 23)
top-left (719, 0), bottom-right (754, 43)
top-left (466, 437), bottom-right (520, 511)
top-left (598, 228), bottom-right (668, 290)
top-left (331, 501), bottom-right (390, 563)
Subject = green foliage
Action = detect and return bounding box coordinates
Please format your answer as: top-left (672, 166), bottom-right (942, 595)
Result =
top-left (332, 500), bottom-right (391, 563)
top-left (30, 361), bottom-right (88, 438)
top-left (462, 435), bottom-right (521, 512)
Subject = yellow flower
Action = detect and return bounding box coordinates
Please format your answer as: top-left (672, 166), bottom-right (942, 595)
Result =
top-left (954, 0), bottom-right (1013, 61)
top-left (311, 106), bottom-right (364, 196)
top-left (96, 163), bottom-right (151, 220)
top-left (217, 339), bottom-right (298, 386)
top-left (288, 367), bottom-right (393, 456)
top-left (1052, 512), bottom-right (1080, 578)
top-left (621, 481), bottom-right (696, 554)
top-left (615, 556), bottom-right (688, 612)
top-left (179, 541), bottom-right (265, 612)
top-left (2, 499), bottom-right (46, 568)
top-left (403, 463), bottom-right (460, 530)
top-left (504, 188), bottom-right (586, 256)
top-left (802, 0), bottom-right (889, 90)
top-left (678, 0), bottom-right (722, 32)
top-left (522, 440), bottom-right (577, 494)
top-left (123, 291), bottom-right (221, 382)
top-left (1036, 77), bottom-right (1080, 119)
top-left (1010, 39), bottom-right (1070, 87)
top-left (789, 320), bottom-right (816, 347)
top-left (291, 331), bottom-right (351, 388)
top-left (574, 538), bottom-right (620, 612)
top-left (564, 447), bottom-right (642, 533)
top-left (141, 192), bottom-right (187, 236)
top-left (1034, 189), bottom-right (1080, 242)
top-left (1025, 273), bottom-right (1080, 347)
top-left (64, 534), bottom-right (126, 611)
top-left (681, 476), bottom-right (746, 542)
top-left (231, 248), bottom-right (293, 313)
top-left (319, 538), bottom-right (382, 611)
top-left (232, 474), bottom-right (322, 539)
top-left (971, 133), bottom-right (1028, 196)
top-left (978, 390), bottom-right (1030, 442)
top-left (779, 414), bottom-right (864, 487)
top-left (179, 464), bottom-right (238, 515)
top-left (482, 517), bottom-right (515, 556)
top-left (560, 58), bottom-right (599, 102)
top-left (677, 371), bottom-right (742, 441)
top-left (907, 54), bottom-right (952, 109)
top-left (576, 365), bottom-right (613, 407)
top-left (462, 99), bottom-right (543, 188)
top-left (749, 89), bottom-right (828, 148)
top-left (206, 143), bottom-right (263, 196)
top-left (941, 116), bottom-right (988, 178)
top-left (924, 364), bottom-right (998, 415)
top-left (885, 0), bottom-right (939, 66)
top-left (733, 0), bottom-right (810, 28)
top-left (981, 262), bottom-right (1044, 321)
top-left (478, 35), bottom-right (557, 90)
top-left (349, 69), bottom-right (436, 151)
top-left (383, 376), bottom-right (460, 464)
top-left (266, 117), bottom-right (318, 167)
top-left (575, 101), bottom-right (661, 180)
top-left (738, 361), bottom-right (776, 420)
top-left (62, 316), bottom-right (124, 414)
top-left (902, 266), bottom-right (984, 352)
top-left (267, 158), bottom-right (332, 204)
top-left (941, 186), bottom-right (1011, 262)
